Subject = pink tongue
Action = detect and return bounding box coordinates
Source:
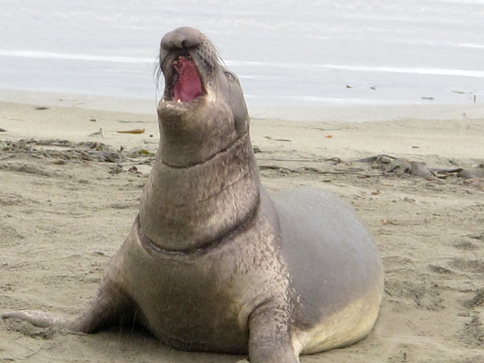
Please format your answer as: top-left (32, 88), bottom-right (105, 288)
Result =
top-left (173, 57), bottom-right (202, 102)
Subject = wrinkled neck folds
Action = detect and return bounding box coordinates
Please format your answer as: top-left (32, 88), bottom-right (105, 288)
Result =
top-left (139, 132), bottom-right (260, 252)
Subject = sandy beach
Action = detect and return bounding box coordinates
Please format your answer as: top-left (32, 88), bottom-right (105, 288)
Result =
top-left (1, 96), bottom-right (484, 362)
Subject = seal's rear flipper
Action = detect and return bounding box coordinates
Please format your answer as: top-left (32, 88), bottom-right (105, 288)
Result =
top-left (2, 279), bottom-right (137, 333)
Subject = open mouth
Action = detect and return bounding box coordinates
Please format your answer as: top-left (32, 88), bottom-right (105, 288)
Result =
top-left (171, 56), bottom-right (203, 103)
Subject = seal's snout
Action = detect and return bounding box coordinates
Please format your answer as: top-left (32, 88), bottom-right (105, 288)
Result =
top-left (160, 28), bottom-right (204, 103)
top-left (161, 27), bottom-right (202, 51)
top-left (159, 27), bottom-right (220, 105)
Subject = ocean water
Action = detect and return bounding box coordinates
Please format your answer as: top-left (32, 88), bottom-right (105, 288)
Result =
top-left (1, 0), bottom-right (483, 113)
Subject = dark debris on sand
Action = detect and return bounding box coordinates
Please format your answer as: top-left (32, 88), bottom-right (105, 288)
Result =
top-left (352, 154), bottom-right (484, 182)
top-left (0, 139), bottom-right (155, 164)
top-left (1, 140), bottom-right (483, 190)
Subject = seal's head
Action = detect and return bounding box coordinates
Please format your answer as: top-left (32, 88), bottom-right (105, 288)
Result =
top-left (157, 27), bottom-right (249, 167)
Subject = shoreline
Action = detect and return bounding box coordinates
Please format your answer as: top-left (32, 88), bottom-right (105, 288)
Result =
top-left (1, 88), bottom-right (483, 123)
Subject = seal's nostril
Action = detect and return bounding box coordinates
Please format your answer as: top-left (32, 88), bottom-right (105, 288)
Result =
top-left (161, 27), bottom-right (202, 50)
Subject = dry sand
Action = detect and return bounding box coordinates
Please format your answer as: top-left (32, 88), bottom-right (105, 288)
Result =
top-left (1, 97), bottom-right (484, 362)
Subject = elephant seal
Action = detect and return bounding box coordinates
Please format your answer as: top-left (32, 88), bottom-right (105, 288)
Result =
top-left (3, 27), bottom-right (384, 362)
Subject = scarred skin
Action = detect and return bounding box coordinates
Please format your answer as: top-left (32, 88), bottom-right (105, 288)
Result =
top-left (2, 27), bottom-right (384, 363)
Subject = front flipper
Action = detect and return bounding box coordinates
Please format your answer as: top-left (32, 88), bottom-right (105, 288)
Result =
top-left (248, 305), bottom-right (299, 363)
top-left (2, 310), bottom-right (73, 329)
top-left (3, 278), bottom-right (136, 333)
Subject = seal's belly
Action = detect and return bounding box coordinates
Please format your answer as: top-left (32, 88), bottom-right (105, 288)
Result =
top-left (130, 267), bottom-right (250, 353)
top-left (144, 295), bottom-right (249, 354)
top-left (120, 233), bottom-right (261, 354)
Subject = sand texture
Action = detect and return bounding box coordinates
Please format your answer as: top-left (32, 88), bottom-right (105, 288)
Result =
top-left (1, 101), bottom-right (484, 362)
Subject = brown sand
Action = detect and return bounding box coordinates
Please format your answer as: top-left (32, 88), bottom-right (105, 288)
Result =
top-left (1, 98), bottom-right (484, 362)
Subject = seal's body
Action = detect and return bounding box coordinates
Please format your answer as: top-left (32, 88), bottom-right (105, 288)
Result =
top-left (3, 27), bottom-right (383, 363)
